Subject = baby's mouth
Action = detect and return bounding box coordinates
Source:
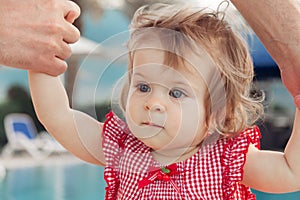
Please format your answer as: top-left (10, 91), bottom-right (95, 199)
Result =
top-left (142, 122), bottom-right (164, 129)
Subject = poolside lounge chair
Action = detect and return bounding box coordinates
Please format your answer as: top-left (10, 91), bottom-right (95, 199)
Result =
top-left (2, 113), bottom-right (66, 159)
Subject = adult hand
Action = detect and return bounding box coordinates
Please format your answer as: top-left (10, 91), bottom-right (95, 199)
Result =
top-left (0, 0), bottom-right (81, 76)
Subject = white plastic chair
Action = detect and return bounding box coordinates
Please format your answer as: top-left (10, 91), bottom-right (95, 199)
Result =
top-left (2, 113), bottom-right (66, 159)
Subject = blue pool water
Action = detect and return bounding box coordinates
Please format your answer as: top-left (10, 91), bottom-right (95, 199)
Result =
top-left (0, 163), bottom-right (105, 200)
top-left (1, 163), bottom-right (300, 200)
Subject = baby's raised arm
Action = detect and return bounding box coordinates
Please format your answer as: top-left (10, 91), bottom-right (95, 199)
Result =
top-left (231, 0), bottom-right (300, 192)
top-left (28, 71), bottom-right (105, 165)
top-left (243, 109), bottom-right (300, 193)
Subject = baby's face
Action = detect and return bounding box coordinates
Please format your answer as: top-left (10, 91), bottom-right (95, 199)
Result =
top-left (125, 49), bottom-right (208, 152)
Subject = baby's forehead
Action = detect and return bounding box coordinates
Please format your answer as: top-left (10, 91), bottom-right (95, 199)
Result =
top-left (131, 48), bottom-right (216, 83)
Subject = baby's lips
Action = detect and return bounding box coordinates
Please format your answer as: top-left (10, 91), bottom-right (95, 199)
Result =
top-left (142, 122), bottom-right (164, 128)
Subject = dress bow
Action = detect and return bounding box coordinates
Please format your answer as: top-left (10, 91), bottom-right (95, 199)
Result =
top-left (138, 163), bottom-right (181, 194)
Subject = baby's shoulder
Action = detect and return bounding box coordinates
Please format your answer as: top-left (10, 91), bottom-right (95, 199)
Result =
top-left (221, 126), bottom-right (261, 168)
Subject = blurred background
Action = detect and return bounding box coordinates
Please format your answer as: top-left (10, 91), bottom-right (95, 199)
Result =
top-left (0, 0), bottom-right (299, 199)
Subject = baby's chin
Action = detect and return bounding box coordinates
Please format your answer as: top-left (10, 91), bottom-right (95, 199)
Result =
top-left (138, 138), bottom-right (165, 150)
top-left (145, 142), bottom-right (187, 152)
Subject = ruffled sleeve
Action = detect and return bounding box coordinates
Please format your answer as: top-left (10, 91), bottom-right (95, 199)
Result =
top-left (222, 126), bottom-right (261, 200)
top-left (102, 111), bottom-right (129, 200)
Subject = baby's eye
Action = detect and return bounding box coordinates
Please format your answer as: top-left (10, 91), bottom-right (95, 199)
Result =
top-left (169, 89), bottom-right (185, 98)
top-left (137, 83), bottom-right (151, 93)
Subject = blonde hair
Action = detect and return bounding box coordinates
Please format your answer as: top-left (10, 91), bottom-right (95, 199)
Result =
top-left (121, 3), bottom-right (264, 137)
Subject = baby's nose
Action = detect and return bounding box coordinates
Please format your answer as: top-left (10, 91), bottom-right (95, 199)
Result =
top-left (144, 100), bottom-right (166, 112)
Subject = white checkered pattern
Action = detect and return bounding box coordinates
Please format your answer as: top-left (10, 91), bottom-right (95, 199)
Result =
top-left (102, 111), bottom-right (260, 200)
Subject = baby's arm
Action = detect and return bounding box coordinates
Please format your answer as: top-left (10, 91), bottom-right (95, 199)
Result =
top-left (28, 71), bottom-right (105, 166)
top-left (243, 109), bottom-right (300, 193)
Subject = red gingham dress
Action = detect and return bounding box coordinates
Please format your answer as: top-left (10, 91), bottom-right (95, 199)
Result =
top-left (102, 111), bottom-right (261, 200)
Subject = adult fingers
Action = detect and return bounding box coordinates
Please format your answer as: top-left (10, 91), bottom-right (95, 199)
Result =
top-left (53, 39), bottom-right (73, 61)
top-left (34, 56), bottom-right (68, 76)
top-left (62, 1), bottom-right (81, 44)
top-left (64, 0), bottom-right (81, 23)
top-left (46, 58), bottom-right (68, 76)
top-left (294, 95), bottom-right (300, 109)
top-left (63, 22), bottom-right (81, 44)
top-left (42, 42), bottom-right (71, 76)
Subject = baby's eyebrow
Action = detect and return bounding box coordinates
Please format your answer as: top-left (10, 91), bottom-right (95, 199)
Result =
top-left (171, 80), bottom-right (188, 86)
top-left (132, 72), bottom-right (147, 79)
top-left (132, 71), bottom-right (197, 91)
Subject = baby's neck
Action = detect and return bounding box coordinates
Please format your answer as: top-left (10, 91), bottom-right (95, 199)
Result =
top-left (151, 145), bottom-right (200, 165)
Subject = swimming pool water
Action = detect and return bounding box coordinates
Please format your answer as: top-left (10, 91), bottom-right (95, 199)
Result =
top-left (0, 163), bottom-right (105, 200)
top-left (0, 163), bottom-right (300, 200)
